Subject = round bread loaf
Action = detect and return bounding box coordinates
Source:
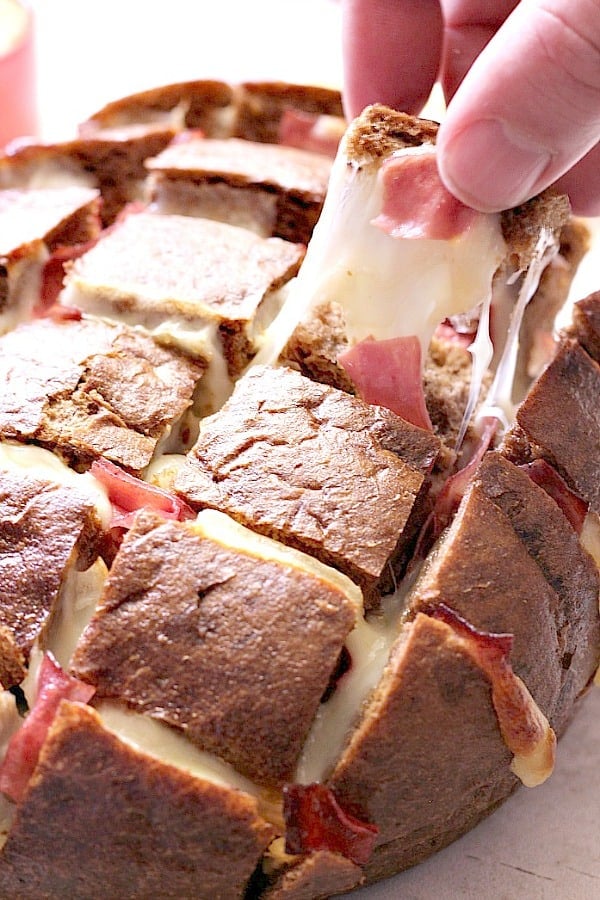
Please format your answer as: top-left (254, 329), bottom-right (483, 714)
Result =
top-left (0, 81), bottom-right (597, 900)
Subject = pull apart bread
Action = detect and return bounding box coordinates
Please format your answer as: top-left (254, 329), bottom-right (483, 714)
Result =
top-left (0, 83), bottom-right (597, 900)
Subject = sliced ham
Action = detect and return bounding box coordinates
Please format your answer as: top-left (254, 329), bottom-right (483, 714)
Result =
top-left (371, 149), bottom-right (480, 241)
top-left (0, 653), bottom-right (95, 804)
top-left (427, 604), bottom-right (556, 787)
top-left (278, 109), bottom-right (344, 158)
top-left (338, 335), bottom-right (433, 431)
top-left (434, 319), bottom-right (476, 350)
top-left (90, 458), bottom-right (195, 528)
top-left (283, 782), bottom-right (378, 866)
top-left (37, 240), bottom-right (97, 313)
top-left (520, 458), bottom-right (589, 535)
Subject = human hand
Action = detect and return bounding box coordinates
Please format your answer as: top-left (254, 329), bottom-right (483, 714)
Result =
top-left (341, 0), bottom-right (600, 215)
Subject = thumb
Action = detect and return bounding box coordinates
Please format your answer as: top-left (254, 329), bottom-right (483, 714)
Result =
top-left (437, 0), bottom-right (600, 213)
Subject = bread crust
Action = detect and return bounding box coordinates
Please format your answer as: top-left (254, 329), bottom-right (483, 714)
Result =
top-left (327, 614), bottom-right (516, 874)
top-left (0, 701), bottom-right (274, 899)
top-left (0, 317), bottom-right (201, 474)
top-left (80, 79), bottom-right (343, 145)
top-left (175, 365), bottom-right (440, 606)
top-left (502, 340), bottom-right (600, 513)
top-left (261, 850), bottom-right (363, 899)
top-left (71, 511), bottom-right (358, 786)
top-left (565, 290), bottom-right (600, 362)
top-left (0, 469), bottom-right (103, 686)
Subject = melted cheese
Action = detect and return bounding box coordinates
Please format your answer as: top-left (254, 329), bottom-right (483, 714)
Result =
top-left (144, 452), bottom-right (188, 491)
top-left (98, 701), bottom-right (258, 793)
top-left (45, 558), bottom-right (108, 670)
top-left (190, 508), bottom-right (363, 612)
top-left (0, 441), bottom-right (112, 527)
top-left (508, 694), bottom-right (556, 788)
top-left (0, 791), bottom-right (15, 850)
top-left (295, 572), bottom-right (419, 784)
top-left (252, 144), bottom-right (506, 369)
top-left (478, 229), bottom-right (558, 426)
top-left (455, 289), bottom-right (494, 450)
top-left (0, 161), bottom-right (96, 193)
top-left (581, 510), bottom-right (600, 573)
top-left (0, 692), bottom-right (21, 761)
top-left (98, 701), bottom-right (284, 827)
top-left (0, 250), bottom-right (47, 335)
top-left (295, 613), bottom-right (395, 784)
top-left (149, 180), bottom-right (279, 237)
top-left (97, 101), bottom-right (189, 136)
top-left (189, 509), bottom-right (391, 785)
top-left (0, 686), bottom-right (23, 846)
top-left (19, 557), bottom-right (107, 707)
top-left (60, 279), bottom-right (290, 418)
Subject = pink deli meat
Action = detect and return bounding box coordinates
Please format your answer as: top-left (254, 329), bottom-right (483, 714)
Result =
top-left (338, 335), bottom-right (433, 431)
top-left (371, 150), bottom-right (480, 241)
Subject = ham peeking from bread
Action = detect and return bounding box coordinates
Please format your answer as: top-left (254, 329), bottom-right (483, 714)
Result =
top-left (0, 442), bottom-right (111, 687)
top-left (0, 186), bottom-right (101, 332)
top-left (269, 105), bottom-right (570, 459)
top-left (0, 131), bottom-right (180, 226)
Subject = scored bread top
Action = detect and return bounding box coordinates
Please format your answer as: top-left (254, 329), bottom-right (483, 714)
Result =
top-left (71, 509), bottom-right (359, 787)
top-left (0, 79), bottom-right (597, 900)
top-left (0, 317), bottom-right (202, 474)
top-left (0, 700), bottom-right (274, 900)
top-left (175, 365), bottom-right (441, 606)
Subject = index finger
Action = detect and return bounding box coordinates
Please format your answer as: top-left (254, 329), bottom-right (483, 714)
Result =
top-left (341, 0), bottom-right (443, 118)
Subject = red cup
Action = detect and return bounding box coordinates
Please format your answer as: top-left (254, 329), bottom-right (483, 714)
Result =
top-left (0, 0), bottom-right (37, 148)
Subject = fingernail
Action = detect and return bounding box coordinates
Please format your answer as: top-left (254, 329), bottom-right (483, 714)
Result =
top-left (438, 119), bottom-right (553, 212)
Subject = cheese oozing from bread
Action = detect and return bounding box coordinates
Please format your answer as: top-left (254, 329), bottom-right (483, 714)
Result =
top-left (252, 142), bottom-right (506, 370)
top-left (0, 442), bottom-right (112, 527)
top-left (20, 557), bottom-right (108, 707)
top-left (189, 508), bottom-right (362, 613)
top-left (295, 602), bottom-right (400, 784)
